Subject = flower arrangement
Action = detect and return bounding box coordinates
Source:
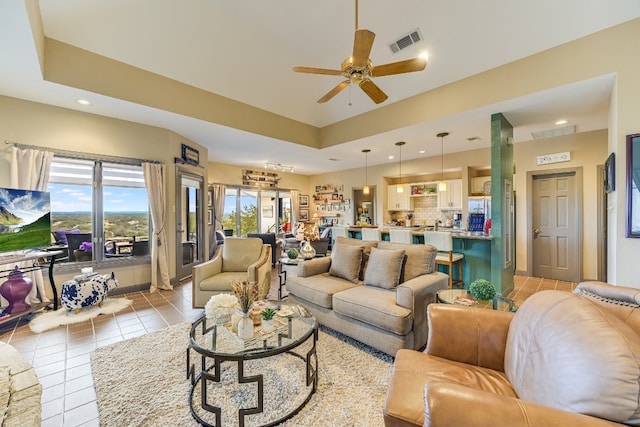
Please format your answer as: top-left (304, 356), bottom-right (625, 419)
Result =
top-left (79, 241), bottom-right (93, 252)
top-left (204, 293), bottom-right (239, 320)
top-left (469, 279), bottom-right (496, 301)
top-left (231, 280), bottom-right (259, 313)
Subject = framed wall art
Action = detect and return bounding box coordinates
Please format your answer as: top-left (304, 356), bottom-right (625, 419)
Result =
top-left (299, 195), bottom-right (309, 208)
top-left (627, 134), bottom-right (640, 237)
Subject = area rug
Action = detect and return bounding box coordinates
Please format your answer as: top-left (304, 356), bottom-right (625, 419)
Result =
top-left (91, 322), bottom-right (394, 426)
top-left (29, 297), bottom-right (133, 333)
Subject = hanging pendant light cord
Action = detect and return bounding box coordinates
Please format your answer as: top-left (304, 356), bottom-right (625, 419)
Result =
top-left (441, 136), bottom-right (444, 181)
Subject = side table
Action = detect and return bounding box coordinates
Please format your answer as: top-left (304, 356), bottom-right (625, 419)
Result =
top-left (277, 257), bottom-right (304, 300)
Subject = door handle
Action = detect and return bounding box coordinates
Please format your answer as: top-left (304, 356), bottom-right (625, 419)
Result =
top-left (533, 228), bottom-right (541, 235)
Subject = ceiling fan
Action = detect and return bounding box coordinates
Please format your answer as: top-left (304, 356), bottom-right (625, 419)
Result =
top-left (292, 0), bottom-right (428, 104)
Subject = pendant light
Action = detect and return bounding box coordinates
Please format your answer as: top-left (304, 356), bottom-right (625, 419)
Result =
top-left (395, 141), bottom-right (406, 193)
top-left (362, 149), bottom-right (371, 195)
top-left (437, 132), bottom-right (449, 191)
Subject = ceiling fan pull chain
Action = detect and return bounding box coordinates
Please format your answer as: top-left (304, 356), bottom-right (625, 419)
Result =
top-left (348, 84), bottom-right (352, 106)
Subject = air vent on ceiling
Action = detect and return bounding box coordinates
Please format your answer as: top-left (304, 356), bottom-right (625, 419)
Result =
top-left (389, 29), bottom-right (422, 54)
top-left (531, 125), bottom-right (575, 140)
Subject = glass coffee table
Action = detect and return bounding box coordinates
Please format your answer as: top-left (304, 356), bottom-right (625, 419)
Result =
top-left (437, 289), bottom-right (517, 312)
top-left (187, 302), bottom-right (317, 427)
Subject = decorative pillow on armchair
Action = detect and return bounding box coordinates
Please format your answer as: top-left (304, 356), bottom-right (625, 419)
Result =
top-left (329, 243), bottom-right (363, 283)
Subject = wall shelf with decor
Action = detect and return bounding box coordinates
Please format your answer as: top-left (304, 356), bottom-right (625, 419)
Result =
top-left (312, 183), bottom-right (345, 203)
top-left (242, 170), bottom-right (280, 188)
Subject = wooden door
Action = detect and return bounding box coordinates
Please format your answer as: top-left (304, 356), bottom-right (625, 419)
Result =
top-left (532, 172), bottom-right (579, 281)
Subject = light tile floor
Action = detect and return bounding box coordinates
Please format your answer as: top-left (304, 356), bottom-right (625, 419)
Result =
top-left (0, 272), bottom-right (576, 426)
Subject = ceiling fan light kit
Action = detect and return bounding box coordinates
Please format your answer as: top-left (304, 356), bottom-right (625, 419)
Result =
top-left (292, 0), bottom-right (427, 105)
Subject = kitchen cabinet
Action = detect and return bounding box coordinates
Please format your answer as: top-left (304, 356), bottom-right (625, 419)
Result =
top-left (388, 185), bottom-right (413, 210)
top-left (470, 176), bottom-right (491, 195)
top-left (438, 179), bottom-right (463, 210)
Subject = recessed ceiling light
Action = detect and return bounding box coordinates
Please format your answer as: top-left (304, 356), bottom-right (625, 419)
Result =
top-left (555, 119), bottom-right (569, 125)
top-left (328, 158), bottom-right (340, 161)
top-left (419, 150), bottom-right (426, 154)
top-left (388, 155), bottom-right (394, 160)
top-left (75, 99), bottom-right (92, 106)
top-left (466, 136), bottom-right (481, 142)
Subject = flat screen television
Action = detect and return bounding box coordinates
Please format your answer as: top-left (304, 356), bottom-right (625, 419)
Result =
top-left (0, 187), bottom-right (51, 253)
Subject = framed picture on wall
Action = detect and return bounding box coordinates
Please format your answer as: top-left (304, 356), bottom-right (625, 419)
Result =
top-left (207, 191), bottom-right (212, 207)
top-left (299, 209), bottom-right (309, 221)
top-left (299, 195), bottom-right (309, 208)
top-left (262, 206), bottom-right (273, 218)
top-left (207, 209), bottom-right (213, 225)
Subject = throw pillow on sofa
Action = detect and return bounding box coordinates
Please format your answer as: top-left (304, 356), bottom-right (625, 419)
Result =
top-left (363, 247), bottom-right (405, 289)
top-left (378, 241), bottom-right (436, 282)
top-left (334, 236), bottom-right (378, 280)
top-left (329, 243), bottom-right (363, 283)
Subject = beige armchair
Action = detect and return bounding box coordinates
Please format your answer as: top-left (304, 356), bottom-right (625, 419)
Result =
top-left (192, 237), bottom-right (271, 308)
top-left (384, 281), bottom-right (640, 427)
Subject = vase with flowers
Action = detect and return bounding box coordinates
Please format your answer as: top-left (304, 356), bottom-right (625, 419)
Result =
top-left (231, 280), bottom-right (259, 339)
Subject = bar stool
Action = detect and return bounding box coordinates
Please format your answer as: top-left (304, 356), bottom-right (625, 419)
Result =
top-left (389, 229), bottom-right (413, 244)
top-left (361, 228), bottom-right (381, 241)
top-left (424, 231), bottom-right (464, 288)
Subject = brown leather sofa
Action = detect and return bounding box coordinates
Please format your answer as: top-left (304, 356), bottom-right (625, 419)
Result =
top-left (384, 281), bottom-right (640, 426)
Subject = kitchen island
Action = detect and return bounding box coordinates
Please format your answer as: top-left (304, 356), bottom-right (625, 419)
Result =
top-left (346, 227), bottom-right (492, 288)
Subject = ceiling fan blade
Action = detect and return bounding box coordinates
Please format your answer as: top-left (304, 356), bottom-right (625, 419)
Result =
top-left (352, 29), bottom-right (375, 68)
top-left (318, 80), bottom-right (350, 103)
top-left (370, 57), bottom-right (427, 77)
top-left (359, 79), bottom-right (388, 104)
top-left (292, 66), bottom-right (343, 76)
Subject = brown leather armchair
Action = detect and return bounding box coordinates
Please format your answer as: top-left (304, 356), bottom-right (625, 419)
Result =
top-left (384, 281), bottom-right (640, 427)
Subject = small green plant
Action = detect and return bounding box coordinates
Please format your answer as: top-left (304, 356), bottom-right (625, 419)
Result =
top-left (261, 307), bottom-right (276, 321)
top-left (287, 248), bottom-right (299, 259)
top-left (469, 279), bottom-right (496, 301)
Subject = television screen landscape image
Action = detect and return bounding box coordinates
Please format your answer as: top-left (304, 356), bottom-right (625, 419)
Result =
top-left (0, 187), bottom-right (51, 253)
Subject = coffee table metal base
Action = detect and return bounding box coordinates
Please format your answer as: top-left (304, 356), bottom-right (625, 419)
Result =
top-left (186, 320), bottom-right (318, 426)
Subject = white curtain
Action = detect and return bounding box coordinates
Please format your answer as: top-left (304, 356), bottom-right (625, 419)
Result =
top-left (291, 189), bottom-right (300, 229)
top-left (142, 163), bottom-right (172, 292)
top-left (211, 184), bottom-right (226, 231)
top-left (9, 146), bottom-right (54, 305)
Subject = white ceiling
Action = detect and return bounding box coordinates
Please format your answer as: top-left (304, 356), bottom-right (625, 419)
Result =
top-left (1, 1), bottom-right (639, 175)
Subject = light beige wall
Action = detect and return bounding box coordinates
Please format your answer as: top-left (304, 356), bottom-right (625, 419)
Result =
top-left (0, 95), bottom-right (209, 291)
top-left (513, 130), bottom-right (607, 281)
top-left (207, 161), bottom-right (309, 192)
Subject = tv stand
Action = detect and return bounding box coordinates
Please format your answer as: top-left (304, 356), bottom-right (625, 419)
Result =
top-left (0, 250), bottom-right (63, 326)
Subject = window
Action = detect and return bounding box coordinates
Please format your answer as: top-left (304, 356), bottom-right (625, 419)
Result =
top-left (222, 187), bottom-right (292, 236)
top-left (48, 156), bottom-right (150, 262)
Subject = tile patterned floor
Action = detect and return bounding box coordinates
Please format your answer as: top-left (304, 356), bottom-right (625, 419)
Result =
top-left (0, 273), bottom-right (576, 426)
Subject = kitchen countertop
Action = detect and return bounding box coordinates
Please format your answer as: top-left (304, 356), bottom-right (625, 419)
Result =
top-left (347, 226), bottom-right (494, 240)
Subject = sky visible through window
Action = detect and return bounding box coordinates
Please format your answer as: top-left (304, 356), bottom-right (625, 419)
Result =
top-left (48, 184), bottom-right (149, 212)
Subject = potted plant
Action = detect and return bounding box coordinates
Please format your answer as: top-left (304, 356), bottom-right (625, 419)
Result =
top-left (261, 307), bottom-right (276, 332)
top-left (287, 248), bottom-right (299, 260)
top-left (469, 278), bottom-right (496, 301)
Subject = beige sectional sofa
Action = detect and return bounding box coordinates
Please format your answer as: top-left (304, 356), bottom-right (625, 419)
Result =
top-left (286, 237), bottom-right (448, 356)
